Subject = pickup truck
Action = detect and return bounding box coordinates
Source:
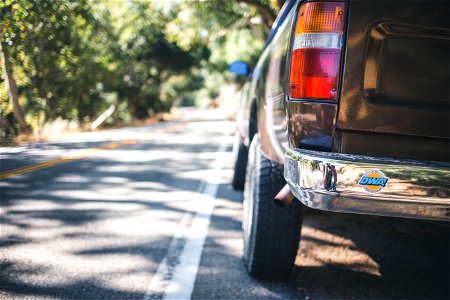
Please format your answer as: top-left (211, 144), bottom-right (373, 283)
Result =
top-left (230, 0), bottom-right (450, 278)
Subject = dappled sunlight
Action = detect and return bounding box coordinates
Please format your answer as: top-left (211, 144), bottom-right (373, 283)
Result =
top-left (1, 0), bottom-right (448, 296)
top-left (1, 188), bottom-right (188, 296)
top-left (2, 112), bottom-right (447, 299)
top-left (6, 243), bottom-right (162, 294)
top-left (290, 210), bottom-right (450, 299)
top-left (2, 199), bottom-right (67, 214)
top-left (93, 150), bottom-right (174, 163)
top-left (1, 117), bottom-right (238, 298)
top-left (299, 225), bottom-right (381, 276)
top-left (94, 164), bottom-right (156, 174)
top-left (2, 115), bottom-right (448, 299)
top-left (53, 174), bottom-right (91, 183)
top-left (102, 215), bottom-right (184, 237)
top-left (98, 176), bottom-right (130, 184)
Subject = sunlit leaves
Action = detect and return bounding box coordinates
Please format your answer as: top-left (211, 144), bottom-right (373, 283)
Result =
top-left (0, 0), bottom-right (283, 135)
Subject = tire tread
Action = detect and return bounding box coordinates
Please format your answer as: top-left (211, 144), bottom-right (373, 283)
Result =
top-left (243, 136), bottom-right (303, 278)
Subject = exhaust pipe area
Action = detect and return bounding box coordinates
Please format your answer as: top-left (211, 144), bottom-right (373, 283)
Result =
top-left (274, 184), bottom-right (294, 207)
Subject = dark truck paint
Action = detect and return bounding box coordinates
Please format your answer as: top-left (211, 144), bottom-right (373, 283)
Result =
top-left (233, 0), bottom-right (449, 279)
top-left (338, 0), bottom-right (450, 162)
top-left (263, 0), bottom-right (450, 163)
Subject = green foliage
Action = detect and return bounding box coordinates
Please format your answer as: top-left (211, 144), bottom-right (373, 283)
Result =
top-left (0, 0), bottom-right (279, 135)
top-left (1, 0), bottom-right (113, 126)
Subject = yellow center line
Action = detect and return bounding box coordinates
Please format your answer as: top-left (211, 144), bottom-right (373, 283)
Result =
top-left (0, 123), bottom-right (185, 180)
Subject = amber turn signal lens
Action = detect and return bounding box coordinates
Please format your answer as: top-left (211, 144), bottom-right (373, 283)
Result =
top-left (295, 2), bottom-right (345, 34)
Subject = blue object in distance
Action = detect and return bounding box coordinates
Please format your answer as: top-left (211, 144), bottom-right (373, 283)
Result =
top-left (229, 61), bottom-right (250, 76)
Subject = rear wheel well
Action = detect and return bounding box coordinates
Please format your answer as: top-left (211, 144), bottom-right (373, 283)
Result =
top-left (249, 100), bottom-right (258, 143)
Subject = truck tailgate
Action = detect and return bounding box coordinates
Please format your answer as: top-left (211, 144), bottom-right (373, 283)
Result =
top-left (338, 0), bottom-right (449, 140)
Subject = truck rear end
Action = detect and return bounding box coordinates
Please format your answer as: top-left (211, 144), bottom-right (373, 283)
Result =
top-left (284, 0), bottom-right (450, 221)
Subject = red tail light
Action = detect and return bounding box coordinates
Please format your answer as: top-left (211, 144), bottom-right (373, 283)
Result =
top-left (289, 2), bottom-right (345, 100)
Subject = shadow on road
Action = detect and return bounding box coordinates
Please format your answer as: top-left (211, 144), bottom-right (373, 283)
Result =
top-left (1, 123), bottom-right (449, 299)
top-left (1, 126), bottom-right (236, 299)
top-left (293, 210), bottom-right (450, 299)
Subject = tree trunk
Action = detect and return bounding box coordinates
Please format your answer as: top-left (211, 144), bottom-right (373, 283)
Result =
top-left (1, 42), bottom-right (31, 133)
top-left (129, 88), bottom-right (138, 121)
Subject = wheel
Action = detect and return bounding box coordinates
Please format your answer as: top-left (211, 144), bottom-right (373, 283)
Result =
top-left (243, 136), bottom-right (303, 278)
top-left (232, 104), bottom-right (257, 190)
top-left (232, 140), bottom-right (248, 190)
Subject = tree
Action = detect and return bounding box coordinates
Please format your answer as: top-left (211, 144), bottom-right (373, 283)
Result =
top-left (1, 3), bottom-right (31, 132)
top-left (111, 1), bottom-right (206, 120)
top-left (237, 0), bottom-right (277, 33)
top-left (0, 0), bottom-right (286, 137)
top-left (1, 0), bottom-right (115, 126)
top-left (1, 41), bottom-right (30, 132)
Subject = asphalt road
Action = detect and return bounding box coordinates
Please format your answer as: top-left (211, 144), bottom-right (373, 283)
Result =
top-left (1, 108), bottom-right (449, 300)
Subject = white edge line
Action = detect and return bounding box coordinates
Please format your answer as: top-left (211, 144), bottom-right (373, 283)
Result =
top-left (144, 134), bottom-right (230, 300)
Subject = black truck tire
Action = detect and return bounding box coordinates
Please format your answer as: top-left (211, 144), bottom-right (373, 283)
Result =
top-left (242, 136), bottom-right (303, 278)
top-left (232, 142), bottom-right (248, 190)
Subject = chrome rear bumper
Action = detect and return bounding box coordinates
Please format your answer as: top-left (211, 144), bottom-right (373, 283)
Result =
top-left (284, 148), bottom-right (450, 221)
